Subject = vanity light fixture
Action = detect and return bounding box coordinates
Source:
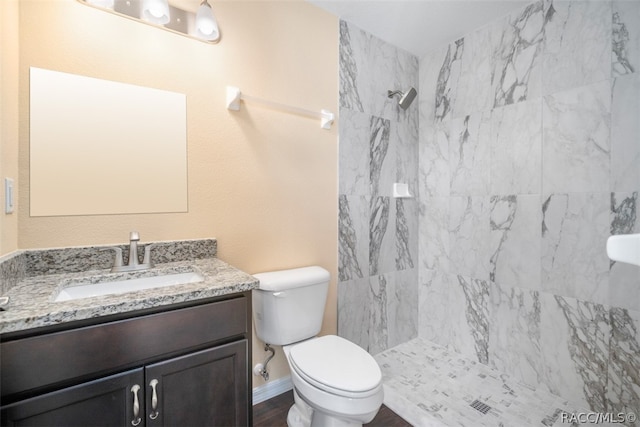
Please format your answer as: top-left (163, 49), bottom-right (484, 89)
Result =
top-left (195, 0), bottom-right (219, 41)
top-left (77, 0), bottom-right (221, 43)
top-left (142, 0), bottom-right (170, 25)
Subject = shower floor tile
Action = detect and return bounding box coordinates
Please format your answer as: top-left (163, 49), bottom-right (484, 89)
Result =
top-left (374, 338), bottom-right (605, 427)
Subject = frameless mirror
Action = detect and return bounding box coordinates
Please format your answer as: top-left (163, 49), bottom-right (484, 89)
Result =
top-left (29, 67), bottom-right (188, 217)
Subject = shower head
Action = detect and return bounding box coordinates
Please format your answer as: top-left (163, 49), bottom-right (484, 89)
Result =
top-left (387, 87), bottom-right (417, 110)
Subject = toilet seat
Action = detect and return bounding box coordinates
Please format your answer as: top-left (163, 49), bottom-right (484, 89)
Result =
top-left (288, 335), bottom-right (382, 399)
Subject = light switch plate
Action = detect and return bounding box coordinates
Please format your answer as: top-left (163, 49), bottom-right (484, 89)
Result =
top-left (5, 178), bottom-right (14, 214)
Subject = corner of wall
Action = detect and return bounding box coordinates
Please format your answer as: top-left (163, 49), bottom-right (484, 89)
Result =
top-left (0, 0), bottom-right (20, 256)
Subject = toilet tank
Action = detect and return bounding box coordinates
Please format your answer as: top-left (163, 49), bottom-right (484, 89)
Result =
top-left (252, 266), bottom-right (330, 346)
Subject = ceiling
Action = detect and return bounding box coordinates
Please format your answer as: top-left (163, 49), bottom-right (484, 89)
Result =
top-left (306, 0), bottom-right (529, 58)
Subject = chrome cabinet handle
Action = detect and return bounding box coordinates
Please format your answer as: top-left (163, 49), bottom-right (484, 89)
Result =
top-left (130, 384), bottom-right (141, 426)
top-left (149, 379), bottom-right (159, 420)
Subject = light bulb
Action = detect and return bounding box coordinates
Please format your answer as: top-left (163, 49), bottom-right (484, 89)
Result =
top-left (195, 0), bottom-right (219, 41)
top-left (142, 0), bottom-right (170, 25)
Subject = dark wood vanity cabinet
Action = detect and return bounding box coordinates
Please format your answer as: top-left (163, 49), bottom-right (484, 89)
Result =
top-left (144, 341), bottom-right (247, 426)
top-left (0, 293), bottom-right (252, 427)
top-left (1, 369), bottom-right (145, 427)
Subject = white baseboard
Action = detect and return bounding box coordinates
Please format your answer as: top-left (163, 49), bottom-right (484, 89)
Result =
top-left (252, 375), bottom-right (293, 405)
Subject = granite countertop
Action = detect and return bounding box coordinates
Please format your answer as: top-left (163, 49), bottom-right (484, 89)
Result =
top-left (0, 257), bottom-right (259, 334)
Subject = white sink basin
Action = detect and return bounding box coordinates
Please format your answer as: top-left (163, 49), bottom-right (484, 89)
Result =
top-left (55, 271), bottom-right (205, 302)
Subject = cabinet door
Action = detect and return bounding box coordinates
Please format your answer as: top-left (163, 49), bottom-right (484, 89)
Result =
top-left (1, 369), bottom-right (145, 427)
top-left (145, 340), bottom-right (248, 427)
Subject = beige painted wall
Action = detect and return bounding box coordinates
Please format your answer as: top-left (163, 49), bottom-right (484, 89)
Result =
top-left (0, 0), bottom-right (20, 255)
top-left (15, 0), bottom-right (338, 388)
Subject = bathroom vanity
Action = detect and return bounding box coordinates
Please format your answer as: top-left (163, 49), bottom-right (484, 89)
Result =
top-left (0, 239), bottom-right (258, 427)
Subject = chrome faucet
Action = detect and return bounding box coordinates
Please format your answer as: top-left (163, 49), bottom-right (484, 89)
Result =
top-left (128, 231), bottom-right (140, 268)
top-left (104, 231), bottom-right (154, 273)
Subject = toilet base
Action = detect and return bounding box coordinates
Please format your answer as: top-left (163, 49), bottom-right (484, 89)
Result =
top-left (286, 389), bottom-right (367, 427)
top-left (287, 389), bottom-right (312, 427)
top-left (310, 411), bottom-right (363, 427)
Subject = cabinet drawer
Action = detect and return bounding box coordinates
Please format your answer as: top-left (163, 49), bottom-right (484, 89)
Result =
top-left (1, 296), bottom-right (248, 399)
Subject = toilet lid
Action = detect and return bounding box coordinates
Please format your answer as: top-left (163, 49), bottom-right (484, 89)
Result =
top-left (289, 335), bottom-right (382, 394)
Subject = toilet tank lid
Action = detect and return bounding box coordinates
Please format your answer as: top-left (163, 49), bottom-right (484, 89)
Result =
top-left (253, 266), bottom-right (330, 292)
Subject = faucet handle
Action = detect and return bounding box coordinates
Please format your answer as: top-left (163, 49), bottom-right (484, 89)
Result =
top-left (100, 247), bottom-right (124, 269)
top-left (143, 244), bottom-right (155, 268)
top-left (129, 231), bottom-right (140, 242)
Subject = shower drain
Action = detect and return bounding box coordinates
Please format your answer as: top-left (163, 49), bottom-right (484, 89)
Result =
top-left (470, 399), bottom-right (492, 415)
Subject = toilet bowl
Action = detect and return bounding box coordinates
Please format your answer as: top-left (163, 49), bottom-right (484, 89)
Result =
top-left (252, 266), bottom-right (384, 427)
top-left (284, 335), bottom-right (384, 427)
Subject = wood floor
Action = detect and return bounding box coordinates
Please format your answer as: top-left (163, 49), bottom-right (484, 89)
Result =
top-left (253, 391), bottom-right (411, 427)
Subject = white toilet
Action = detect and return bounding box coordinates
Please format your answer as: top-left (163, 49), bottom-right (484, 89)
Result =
top-left (252, 266), bottom-right (384, 427)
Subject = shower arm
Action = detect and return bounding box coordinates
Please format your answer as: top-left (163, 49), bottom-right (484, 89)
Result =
top-left (387, 90), bottom-right (404, 98)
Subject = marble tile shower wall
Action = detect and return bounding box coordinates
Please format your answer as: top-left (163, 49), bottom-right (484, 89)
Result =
top-left (337, 20), bottom-right (420, 355)
top-left (418, 0), bottom-right (640, 416)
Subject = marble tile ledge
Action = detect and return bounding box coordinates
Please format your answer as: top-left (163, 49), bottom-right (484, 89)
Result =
top-left (0, 239), bottom-right (259, 334)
